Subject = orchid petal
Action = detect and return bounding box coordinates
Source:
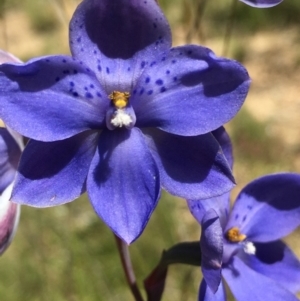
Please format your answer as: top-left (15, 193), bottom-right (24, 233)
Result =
top-left (144, 128), bottom-right (234, 200)
top-left (0, 49), bottom-right (22, 64)
top-left (198, 280), bottom-right (226, 301)
top-left (0, 128), bottom-right (21, 193)
top-left (226, 173), bottom-right (300, 242)
top-left (87, 128), bottom-right (160, 244)
top-left (0, 56), bottom-right (108, 141)
top-left (223, 256), bottom-right (299, 301)
top-left (69, 0), bottom-right (171, 93)
top-left (212, 127), bottom-right (233, 169)
top-left (133, 45), bottom-right (250, 136)
top-left (0, 183), bottom-right (20, 255)
top-left (239, 240), bottom-right (300, 294)
top-left (240, 0), bottom-right (283, 8)
top-left (200, 209), bottom-right (223, 293)
top-left (11, 130), bottom-right (98, 206)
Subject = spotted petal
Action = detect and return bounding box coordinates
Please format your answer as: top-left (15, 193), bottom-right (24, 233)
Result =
top-left (11, 130), bottom-right (98, 206)
top-left (0, 56), bottom-right (108, 141)
top-left (226, 173), bottom-right (300, 242)
top-left (87, 128), bottom-right (160, 244)
top-left (223, 256), bottom-right (299, 301)
top-left (133, 45), bottom-right (250, 136)
top-left (69, 0), bottom-right (171, 93)
top-left (240, 0), bottom-right (283, 8)
top-left (144, 128), bottom-right (234, 200)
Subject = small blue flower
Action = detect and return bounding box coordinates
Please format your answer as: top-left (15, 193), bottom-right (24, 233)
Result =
top-left (189, 171), bottom-right (300, 301)
top-left (0, 0), bottom-right (250, 243)
top-left (240, 0), bottom-right (283, 7)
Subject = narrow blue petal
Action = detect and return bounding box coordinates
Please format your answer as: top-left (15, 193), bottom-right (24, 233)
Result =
top-left (0, 56), bottom-right (108, 141)
top-left (144, 128), bottom-right (234, 200)
top-left (226, 173), bottom-right (300, 242)
top-left (133, 45), bottom-right (250, 136)
top-left (240, 0), bottom-right (283, 8)
top-left (87, 128), bottom-right (160, 244)
top-left (198, 280), bottom-right (226, 301)
top-left (223, 256), bottom-right (299, 301)
top-left (200, 209), bottom-right (223, 293)
top-left (69, 0), bottom-right (171, 93)
top-left (239, 240), bottom-right (300, 294)
top-left (12, 130), bottom-right (98, 206)
top-left (0, 128), bottom-right (22, 193)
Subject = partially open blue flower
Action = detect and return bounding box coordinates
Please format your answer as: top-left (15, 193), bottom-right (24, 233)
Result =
top-left (0, 0), bottom-right (250, 243)
top-left (0, 50), bottom-right (23, 255)
top-left (240, 0), bottom-right (283, 8)
top-left (188, 172), bottom-right (300, 301)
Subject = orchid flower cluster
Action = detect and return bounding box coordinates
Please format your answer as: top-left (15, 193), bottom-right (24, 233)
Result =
top-left (0, 0), bottom-right (299, 300)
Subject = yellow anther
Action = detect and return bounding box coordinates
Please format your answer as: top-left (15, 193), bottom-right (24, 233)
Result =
top-left (226, 227), bottom-right (246, 243)
top-left (109, 91), bottom-right (130, 109)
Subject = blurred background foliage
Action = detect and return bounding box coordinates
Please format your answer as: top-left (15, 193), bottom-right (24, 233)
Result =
top-left (0, 0), bottom-right (300, 300)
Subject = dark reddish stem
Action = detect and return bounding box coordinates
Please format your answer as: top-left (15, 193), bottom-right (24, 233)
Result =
top-left (115, 235), bottom-right (144, 301)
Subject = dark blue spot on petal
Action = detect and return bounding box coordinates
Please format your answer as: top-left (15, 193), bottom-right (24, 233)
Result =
top-left (127, 67), bottom-right (131, 72)
top-left (96, 92), bottom-right (102, 97)
top-left (155, 79), bottom-right (163, 86)
top-left (85, 92), bottom-right (93, 99)
top-left (86, 68), bottom-right (91, 72)
top-left (141, 61), bottom-right (146, 68)
top-left (172, 60), bottom-right (177, 64)
top-left (150, 61), bottom-right (156, 67)
top-left (153, 22), bottom-right (157, 28)
top-left (235, 214), bottom-right (239, 220)
top-left (84, 87), bottom-right (88, 91)
top-left (97, 65), bottom-right (102, 71)
top-left (133, 89), bottom-right (137, 95)
top-left (90, 84), bottom-right (94, 89)
top-left (73, 92), bottom-right (79, 97)
top-left (93, 50), bottom-right (97, 55)
top-left (62, 59), bottom-right (67, 63)
top-left (69, 81), bottom-right (75, 87)
top-left (55, 77), bottom-right (60, 82)
top-left (173, 76), bottom-right (178, 82)
top-left (166, 70), bottom-right (170, 74)
top-left (106, 67), bottom-right (110, 74)
top-left (45, 59), bottom-right (50, 63)
top-left (145, 77), bottom-right (150, 84)
top-left (242, 215), bottom-right (247, 222)
top-left (139, 88), bottom-right (144, 95)
top-left (73, 69), bottom-right (78, 74)
top-left (187, 50), bottom-right (192, 55)
top-left (77, 37), bottom-right (81, 43)
top-left (160, 87), bottom-right (166, 93)
top-left (147, 90), bottom-right (153, 95)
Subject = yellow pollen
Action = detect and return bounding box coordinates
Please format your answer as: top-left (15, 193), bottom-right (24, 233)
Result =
top-left (109, 91), bottom-right (130, 109)
top-left (226, 227), bottom-right (246, 243)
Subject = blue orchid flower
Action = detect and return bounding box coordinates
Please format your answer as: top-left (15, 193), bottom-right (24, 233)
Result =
top-left (188, 132), bottom-right (300, 301)
top-left (0, 0), bottom-right (250, 244)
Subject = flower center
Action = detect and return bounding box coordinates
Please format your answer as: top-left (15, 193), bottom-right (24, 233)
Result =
top-left (225, 227), bottom-right (256, 255)
top-left (106, 90), bottom-right (136, 130)
top-left (109, 91), bottom-right (130, 109)
top-left (226, 227), bottom-right (246, 243)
